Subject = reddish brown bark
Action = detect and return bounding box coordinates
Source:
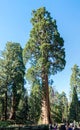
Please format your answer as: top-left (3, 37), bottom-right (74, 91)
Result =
top-left (41, 73), bottom-right (51, 124)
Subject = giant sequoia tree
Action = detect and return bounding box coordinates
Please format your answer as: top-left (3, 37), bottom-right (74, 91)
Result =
top-left (24, 7), bottom-right (66, 124)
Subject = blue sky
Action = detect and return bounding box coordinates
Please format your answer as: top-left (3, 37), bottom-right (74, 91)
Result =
top-left (0, 0), bottom-right (80, 99)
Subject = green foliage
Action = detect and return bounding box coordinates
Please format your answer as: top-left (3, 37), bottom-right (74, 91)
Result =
top-left (28, 85), bottom-right (42, 124)
top-left (24, 6), bottom-right (66, 79)
top-left (0, 120), bottom-right (15, 127)
top-left (70, 64), bottom-right (80, 99)
top-left (50, 90), bottom-right (68, 123)
top-left (69, 87), bottom-right (79, 122)
top-left (16, 91), bottom-right (29, 124)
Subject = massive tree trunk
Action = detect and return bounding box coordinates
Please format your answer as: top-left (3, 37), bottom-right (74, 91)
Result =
top-left (41, 72), bottom-right (51, 124)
